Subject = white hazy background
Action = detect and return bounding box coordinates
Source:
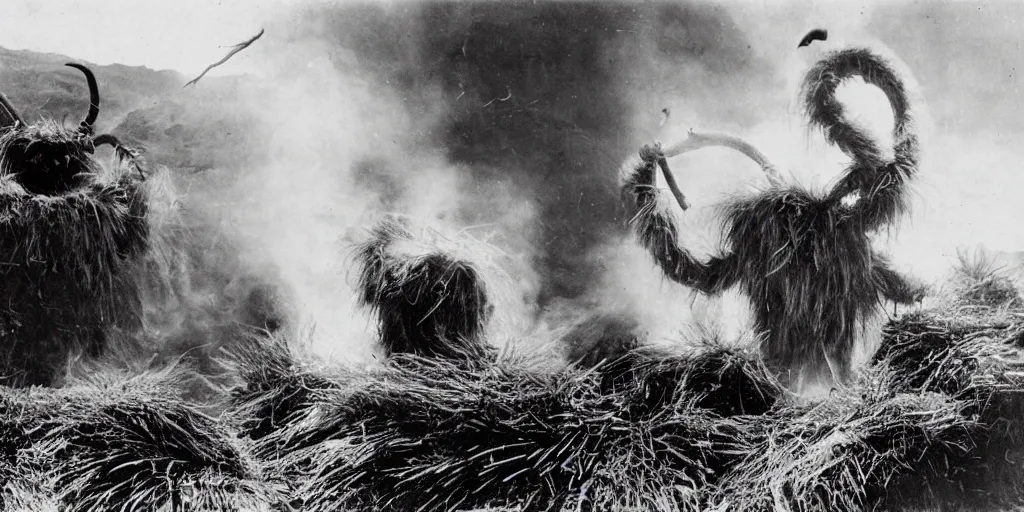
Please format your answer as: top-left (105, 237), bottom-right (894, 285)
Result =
top-left (1, 0), bottom-right (1021, 357)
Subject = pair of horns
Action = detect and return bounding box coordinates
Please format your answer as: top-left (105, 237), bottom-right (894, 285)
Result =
top-left (0, 62), bottom-right (100, 131)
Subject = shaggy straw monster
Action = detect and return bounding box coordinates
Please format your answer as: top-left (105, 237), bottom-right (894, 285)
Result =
top-left (622, 41), bottom-right (927, 392)
top-left (0, 64), bottom-right (149, 386)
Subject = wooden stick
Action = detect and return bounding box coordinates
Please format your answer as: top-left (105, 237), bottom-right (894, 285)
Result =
top-left (184, 28), bottom-right (265, 88)
top-left (655, 154), bottom-right (689, 211)
top-left (663, 129), bottom-right (783, 186)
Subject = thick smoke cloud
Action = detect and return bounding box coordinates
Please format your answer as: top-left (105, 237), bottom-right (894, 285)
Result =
top-left (271, 2), bottom-right (774, 312)
top-left (137, 0), bottom-right (1024, 365)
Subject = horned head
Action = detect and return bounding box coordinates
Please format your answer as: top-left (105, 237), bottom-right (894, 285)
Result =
top-left (0, 63), bottom-right (144, 195)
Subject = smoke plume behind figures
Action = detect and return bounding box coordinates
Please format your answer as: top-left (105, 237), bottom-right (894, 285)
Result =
top-left (122, 0), bottom-right (1024, 364)
top-left (238, 2), bottom-right (782, 345)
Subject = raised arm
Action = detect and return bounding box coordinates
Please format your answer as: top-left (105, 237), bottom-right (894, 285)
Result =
top-left (621, 143), bottom-right (740, 295)
top-left (803, 48), bottom-right (921, 231)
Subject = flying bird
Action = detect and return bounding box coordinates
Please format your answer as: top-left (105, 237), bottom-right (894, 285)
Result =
top-left (798, 29), bottom-right (828, 48)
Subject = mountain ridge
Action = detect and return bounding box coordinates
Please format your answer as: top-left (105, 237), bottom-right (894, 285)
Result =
top-left (0, 45), bottom-right (264, 174)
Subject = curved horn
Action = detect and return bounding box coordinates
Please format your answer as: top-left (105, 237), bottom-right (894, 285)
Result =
top-left (93, 133), bottom-right (146, 180)
top-left (65, 63), bottom-right (100, 126)
top-left (92, 133), bottom-right (120, 148)
top-left (0, 91), bottom-right (24, 130)
top-left (798, 28), bottom-right (828, 48)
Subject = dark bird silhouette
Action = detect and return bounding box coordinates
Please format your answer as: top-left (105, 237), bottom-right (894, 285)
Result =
top-left (798, 29), bottom-right (828, 48)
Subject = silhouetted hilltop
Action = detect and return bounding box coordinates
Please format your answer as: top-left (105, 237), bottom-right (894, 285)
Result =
top-left (0, 47), bottom-right (184, 128)
top-left (0, 46), bottom-right (264, 174)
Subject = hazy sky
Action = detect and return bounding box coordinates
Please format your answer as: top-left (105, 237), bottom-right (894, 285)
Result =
top-left (1, 0), bottom-right (1021, 273)
top-left (0, 0), bottom-right (286, 75)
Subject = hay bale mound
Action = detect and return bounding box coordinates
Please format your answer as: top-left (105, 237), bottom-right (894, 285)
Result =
top-left (716, 375), bottom-right (976, 512)
top-left (0, 369), bottom-right (280, 511)
top-left (560, 310), bottom-right (644, 367)
top-left (951, 247), bottom-right (1023, 308)
top-left (222, 332), bottom-right (339, 443)
top-left (880, 385), bottom-right (1024, 511)
top-left (679, 346), bottom-right (783, 417)
top-left (0, 155), bottom-right (149, 386)
top-left (254, 353), bottom-right (746, 512)
top-left (871, 306), bottom-right (1024, 511)
top-left (356, 216), bottom-right (495, 363)
top-left (39, 395), bottom-right (268, 511)
top-left (874, 309), bottom-right (1024, 395)
top-left (555, 309), bottom-right (782, 418)
top-left (598, 344), bottom-right (783, 418)
top-left (824, 305), bottom-right (1024, 511)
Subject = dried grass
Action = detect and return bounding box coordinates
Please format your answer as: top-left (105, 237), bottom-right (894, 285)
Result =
top-left (0, 139), bottom-right (150, 386)
top-left (355, 215), bottom-right (497, 363)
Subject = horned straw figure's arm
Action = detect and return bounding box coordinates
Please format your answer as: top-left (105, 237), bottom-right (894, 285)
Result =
top-left (803, 48), bottom-right (920, 231)
top-left (621, 143), bottom-right (740, 295)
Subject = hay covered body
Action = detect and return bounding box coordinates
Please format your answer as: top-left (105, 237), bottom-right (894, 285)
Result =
top-left (0, 62), bottom-right (153, 386)
top-left (0, 143), bottom-right (149, 386)
top-left (622, 47), bottom-right (925, 388)
top-left (356, 216), bottom-right (495, 362)
top-left (723, 187), bottom-right (912, 385)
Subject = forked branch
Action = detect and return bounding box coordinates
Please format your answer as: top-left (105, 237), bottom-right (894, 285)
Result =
top-left (663, 129), bottom-right (783, 186)
top-left (184, 28), bottom-right (265, 88)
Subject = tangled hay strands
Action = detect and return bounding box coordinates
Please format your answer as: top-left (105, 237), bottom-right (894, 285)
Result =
top-left (220, 331), bottom-right (340, 445)
top-left (874, 306), bottom-right (1024, 396)
top-left (250, 351), bottom-right (750, 512)
top-left (0, 147), bottom-right (152, 386)
top-left (595, 341), bottom-right (785, 419)
top-left (715, 372), bottom-right (977, 512)
top-left (868, 305), bottom-right (1024, 510)
top-left (355, 215), bottom-right (500, 364)
top-left (0, 366), bottom-right (282, 511)
top-left (951, 247), bottom-right (1023, 308)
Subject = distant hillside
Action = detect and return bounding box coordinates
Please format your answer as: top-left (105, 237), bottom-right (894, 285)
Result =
top-left (110, 81), bottom-right (269, 175)
top-left (0, 47), bottom-right (185, 131)
top-left (0, 46), bottom-right (266, 175)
